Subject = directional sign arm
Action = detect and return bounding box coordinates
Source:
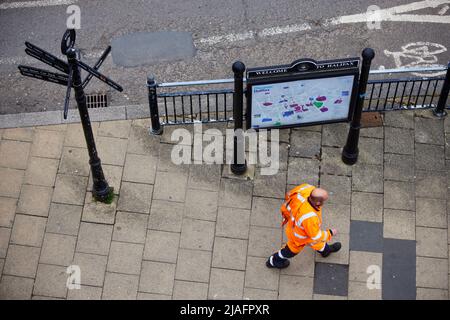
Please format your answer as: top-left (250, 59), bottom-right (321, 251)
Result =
top-left (82, 46), bottom-right (111, 89)
top-left (18, 65), bottom-right (69, 86)
top-left (25, 42), bottom-right (69, 74)
top-left (63, 64), bottom-right (73, 120)
top-left (76, 59), bottom-right (123, 92)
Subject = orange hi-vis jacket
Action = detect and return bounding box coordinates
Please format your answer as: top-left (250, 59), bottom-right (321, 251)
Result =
top-left (281, 184), bottom-right (332, 252)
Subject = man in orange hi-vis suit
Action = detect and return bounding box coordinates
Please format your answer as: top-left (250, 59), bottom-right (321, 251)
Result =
top-left (266, 183), bottom-right (342, 269)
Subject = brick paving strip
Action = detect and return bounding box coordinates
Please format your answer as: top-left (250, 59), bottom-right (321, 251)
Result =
top-left (0, 110), bottom-right (448, 300)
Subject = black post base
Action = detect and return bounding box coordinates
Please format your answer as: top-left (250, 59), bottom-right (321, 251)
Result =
top-left (432, 108), bottom-right (448, 118)
top-left (231, 163), bottom-right (247, 175)
top-left (341, 147), bottom-right (359, 165)
top-left (92, 184), bottom-right (112, 203)
top-left (149, 126), bottom-right (163, 135)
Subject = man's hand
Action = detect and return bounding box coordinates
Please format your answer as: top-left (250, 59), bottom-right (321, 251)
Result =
top-left (330, 229), bottom-right (338, 236)
top-left (282, 216), bottom-right (289, 227)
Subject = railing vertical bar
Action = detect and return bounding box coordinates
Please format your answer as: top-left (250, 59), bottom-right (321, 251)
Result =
top-left (207, 93), bottom-right (211, 121)
top-left (423, 79), bottom-right (432, 107)
top-left (376, 82), bottom-right (383, 110)
top-left (383, 82), bottom-right (392, 110)
top-left (190, 95), bottom-right (194, 123)
top-left (429, 79), bottom-right (440, 107)
top-left (399, 81), bottom-right (407, 109)
top-left (391, 81), bottom-right (400, 110)
top-left (173, 96), bottom-right (177, 123)
top-left (368, 83), bottom-right (376, 111)
top-left (199, 94), bottom-right (202, 121)
top-left (164, 96), bottom-right (169, 124)
top-left (181, 95), bottom-right (185, 123)
top-left (224, 93), bottom-right (227, 119)
top-left (215, 94), bottom-right (219, 121)
top-left (406, 80), bottom-right (416, 107)
top-left (415, 80), bottom-right (424, 107)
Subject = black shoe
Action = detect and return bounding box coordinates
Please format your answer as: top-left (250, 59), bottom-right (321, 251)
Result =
top-left (266, 258), bottom-right (290, 269)
top-left (320, 242), bottom-right (342, 258)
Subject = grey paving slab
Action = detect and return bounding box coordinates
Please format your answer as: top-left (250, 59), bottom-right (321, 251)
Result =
top-left (52, 174), bottom-right (88, 206)
top-left (243, 288), bottom-right (278, 300)
top-left (39, 233), bottom-right (77, 266)
top-left (278, 275), bottom-right (314, 300)
top-left (98, 120), bottom-right (131, 139)
top-left (175, 248), bottom-right (211, 283)
top-left (416, 288), bottom-right (449, 300)
top-left (113, 211), bottom-right (148, 244)
top-left (257, 142), bottom-right (289, 172)
top-left (10, 214), bottom-right (46, 247)
top-left (218, 178), bottom-right (253, 210)
top-left (351, 192), bottom-right (383, 223)
top-left (0, 227), bottom-right (10, 259)
top-left (416, 198), bottom-right (447, 228)
top-left (245, 256), bottom-right (279, 291)
top-left (0, 275), bottom-right (34, 300)
top-left (144, 230), bottom-right (180, 263)
top-left (0, 140), bottom-right (31, 170)
top-left (350, 220), bottom-right (383, 253)
top-left (250, 197), bottom-right (281, 228)
top-left (348, 281), bottom-right (381, 300)
top-left (2, 127), bottom-right (35, 142)
top-left (383, 153), bottom-right (415, 182)
top-left (46, 203), bottom-right (82, 236)
top-left (96, 136), bottom-right (128, 166)
top-left (384, 180), bottom-right (415, 211)
top-left (17, 185), bottom-right (52, 217)
top-left (384, 127), bottom-right (414, 155)
top-left (184, 189), bottom-right (218, 221)
top-left (320, 147), bottom-right (352, 176)
top-left (24, 156), bottom-right (59, 187)
top-left (415, 143), bottom-right (446, 171)
top-left (416, 227), bottom-right (448, 258)
top-left (360, 126), bottom-right (383, 139)
top-left (216, 207), bottom-right (250, 240)
top-left (352, 164), bottom-right (383, 194)
top-left (148, 200), bottom-right (184, 233)
top-left (102, 272), bottom-right (139, 300)
top-left (173, 280), bottom-right (208, 300)
top-left (320, 174), bottom-right (351, 205)
top-left (253, 171), bottom-right (287, 199)
top-left (349, 251), bottom-right (382, 283)
top-left (127, 122), bottom-right (161, 156)
top-left (76, 222), bottom-right (113, 256)
top-left (180, 218), bottom-right (215, 251)
top-left (0, 197), bottom-right (17, 228)
top-left (33, 264), bottom-right (68, 299)
top-left (287, 157), bottom-right (319, 186)
top-left (382, 238), bottom-right (416, 300)
top-left (72, 252), bottom-right (107, 287)
top-left (415, 170), bottom-right (448, 200)
top-left (153, 171), bottom-right (188, 203)
top-left (415, 116), bottom-right (445, 145)
top-left (3, 245), bottom-right (40, 278)
top-left (383, 209), bottom-right (416, 240)
top-left (107, 242), bottom-right (144, 275)
top-left (187, 164), bottom-right (221, 192)
top-left (123, 154), bottom-right (157, 185)
top-left (358, 137), bottom-right (383, 165)
top-left (322, 123), bottom-right (348, 147)
top-left (67, 286), bottom-right (103, 300)
top-left (313, 263), bottom-right (349, 297)
top-left (248, 226), bottom-right (282, 258)
top-left (0, 168), bottom-right (24, 198)
top-left (59, 147), bottom-right (90, 176)
top-left (322, 203), bottom-right (351, 235)
top-left (64, 123), bottom-right (99, 148)
top-left (81, 192), bottom-right (117, 225)
top-left (416, 256), bottom-right (448, 290)
top-left (383, 111), bottom-right (414, 129)
top-left (118, 182), bottom-right (153, 214)
top-left (139, 261), bottom-right (176, 296)
top-left (289, 130), bottom-right (321, 159)
top-left (208, 268), bottom-right (245, 300)
top-left (212, 237), bottom-right (248, 271)
top-left (157, 143), bottom-right (191, 174)
top-left (30, 129), bottom-right (64, 159)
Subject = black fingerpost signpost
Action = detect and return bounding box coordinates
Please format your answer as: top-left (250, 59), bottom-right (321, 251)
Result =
top-left (18, 29), bottom-right (123, 203)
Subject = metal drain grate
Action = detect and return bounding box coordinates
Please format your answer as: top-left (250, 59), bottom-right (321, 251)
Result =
top-left (86, 93), bottom-right (108, 108)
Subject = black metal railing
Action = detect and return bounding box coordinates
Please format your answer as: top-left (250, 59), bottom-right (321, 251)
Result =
top-left (148, 65), bottom-right (450, 130)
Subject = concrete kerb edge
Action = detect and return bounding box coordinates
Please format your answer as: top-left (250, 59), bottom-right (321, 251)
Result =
top-left (0, 104), bottom-right (149, 129)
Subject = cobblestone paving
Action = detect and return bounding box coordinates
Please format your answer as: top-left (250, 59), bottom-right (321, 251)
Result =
top-left (0, 110), bottom-right (449, 300)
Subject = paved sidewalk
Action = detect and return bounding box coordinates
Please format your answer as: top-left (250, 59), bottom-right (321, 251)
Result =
top-left (0, 110), bottom-right (449, 300)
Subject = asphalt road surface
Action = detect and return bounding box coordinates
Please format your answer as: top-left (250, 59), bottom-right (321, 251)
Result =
top-left (1, 0), bottom-right (450, 114)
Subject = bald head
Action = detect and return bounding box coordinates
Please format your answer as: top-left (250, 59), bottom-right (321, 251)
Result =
top-left (309, 188), bottom-right (329, 208)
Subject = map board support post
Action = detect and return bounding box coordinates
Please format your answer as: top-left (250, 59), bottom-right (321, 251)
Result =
top-left (148, 75), bottom-right (163, 135)
top-left (342, 48), bottom-right (375, 165)
top-left (432, 62), bottom-right (449, 118)
top-left (66, 48), bottom-right (111, 202)
top-left (231, 61), bottom-right (248, 175)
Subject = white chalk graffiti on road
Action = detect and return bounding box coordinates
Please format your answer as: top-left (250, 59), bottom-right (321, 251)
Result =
top-left (384, 42), bottom-right (447, 77)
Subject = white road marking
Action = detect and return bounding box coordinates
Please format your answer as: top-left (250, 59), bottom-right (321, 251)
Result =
top-left (438, 4), bottom-right (449, 14)
top-left (0, 0), bottom-right (77, 10)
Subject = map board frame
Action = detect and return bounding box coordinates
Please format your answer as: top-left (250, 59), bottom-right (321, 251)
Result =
top-left (245, 57), bottom-right (361, 130)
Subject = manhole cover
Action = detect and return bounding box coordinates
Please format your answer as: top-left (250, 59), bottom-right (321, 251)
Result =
top-left (361, 112), bottom-right (382, 127)
top-left (111, 31), bottom-right (196, 67)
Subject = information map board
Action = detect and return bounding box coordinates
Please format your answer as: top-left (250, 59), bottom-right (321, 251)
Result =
top-left (246, 58), bottom-right (360, 130)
